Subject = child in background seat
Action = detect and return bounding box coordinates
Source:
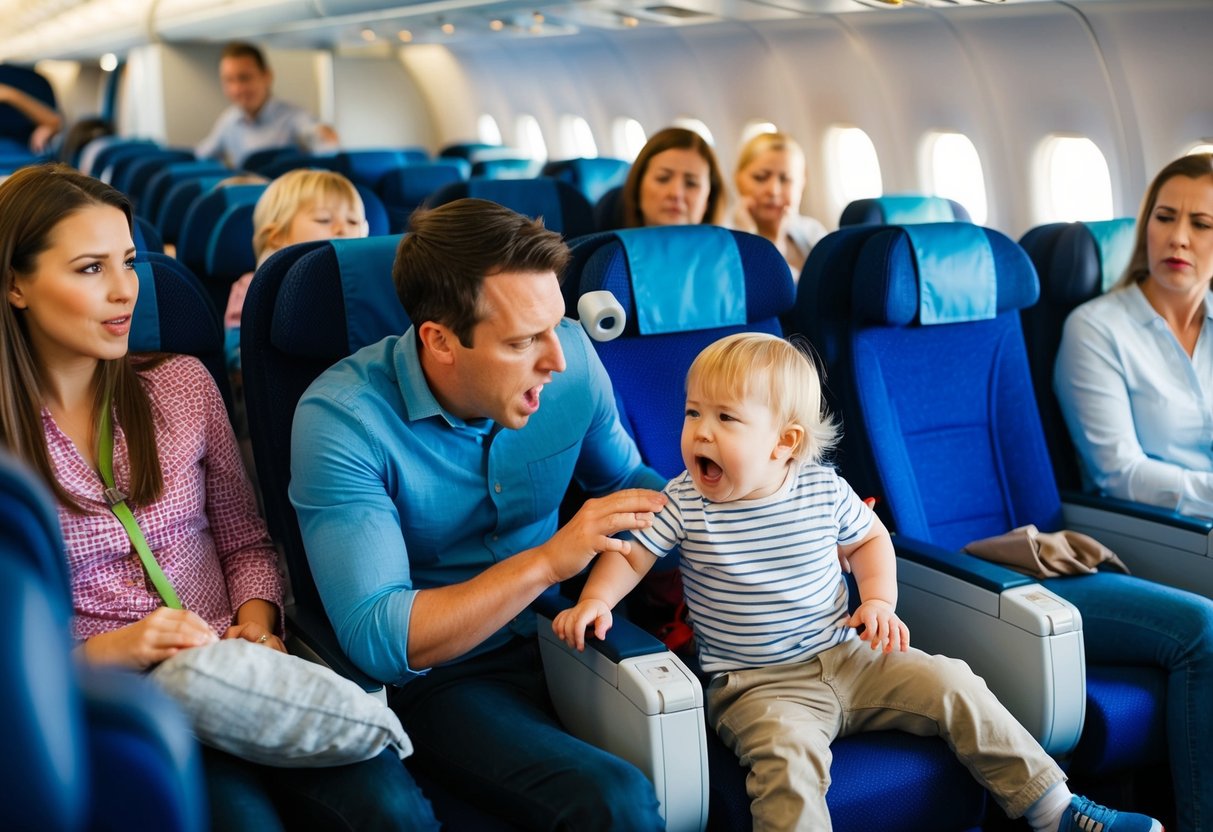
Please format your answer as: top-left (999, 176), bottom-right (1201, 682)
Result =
top-left (553, 332), bottom-right (1162, 832)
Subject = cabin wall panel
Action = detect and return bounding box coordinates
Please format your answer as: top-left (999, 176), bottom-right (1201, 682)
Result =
top-left (397, 45), bottom-right (481, 150)
top-left (331, 55), bottom-right (433, 150)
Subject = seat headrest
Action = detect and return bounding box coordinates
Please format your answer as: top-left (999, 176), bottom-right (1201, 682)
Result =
top-left (853, 224), bottom-right (1038, 326)
top-left (567, 227), bottom-right (793, 336)
top-left (380, 162), bottom-right (468, 206)
top-left (205, 203), bottom-right (256, 283)
top-left (1054, 219), bottom-right (1136, 300)
top-left (272, 235), bottom-right (408, 359)
top-left (840, 195), bottom-right (969, 227)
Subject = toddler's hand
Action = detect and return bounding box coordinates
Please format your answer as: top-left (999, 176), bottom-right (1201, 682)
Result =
top-left (846, 599), bottom-right (910, 653)
top-left (552, 600), bottom-right (614, 652)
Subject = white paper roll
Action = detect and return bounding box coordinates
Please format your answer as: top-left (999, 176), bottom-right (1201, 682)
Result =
top-left (577, 290), bottom-right (626, 342)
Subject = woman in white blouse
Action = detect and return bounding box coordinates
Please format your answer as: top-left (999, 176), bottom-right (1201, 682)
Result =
top-left (1055, 153), bottom-right (1213, 517)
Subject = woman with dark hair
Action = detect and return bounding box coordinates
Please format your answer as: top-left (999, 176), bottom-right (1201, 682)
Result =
top-left (621, 126), bottom-right (725, 227)
top-left (0, 163), bottom-right (436, 832)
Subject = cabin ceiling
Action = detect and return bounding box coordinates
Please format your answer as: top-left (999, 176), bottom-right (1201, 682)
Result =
top-left (0, 0), bottom-right (1123, 60)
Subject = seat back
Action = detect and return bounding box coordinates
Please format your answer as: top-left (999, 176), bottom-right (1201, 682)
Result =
top-left (838, 195), bottom-right (970, 227)
top-left (438, 141), bottom-right (499, 161)
top-left (470, 157), bottom-right (536, 179)
top-left (377, 161), bottom-right (469, 232)
top-left (156, 175), bottom-right (227, 245)
top-left (427, 177), bottom-right (595, 239)
top-left (0, 64), bottom-right (56, 148)
top-left (593, 185), bottom-right (625, 231)
top-left (118, 149), bottom-right (195, 209)
top-left (332, 148), bottom-right (428, 188)
top-left (177, 183), bottom-right (267, 277)
top-left (792, 223), bottom-right (1059, 549)
top-left (141, 160), bottom-right (230, 223)
top-left (242, 235), bottom-right (406, 616)
top-left (542, 158), bottom-right (630, 204)
top-left (133, 216), bottom-right (165, 255)
top-left (1018, 218), bottom-right (1136, 490)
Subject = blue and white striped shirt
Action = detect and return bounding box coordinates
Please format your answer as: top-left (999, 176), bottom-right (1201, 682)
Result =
top-left (635, 464), bottom-right (873, 673)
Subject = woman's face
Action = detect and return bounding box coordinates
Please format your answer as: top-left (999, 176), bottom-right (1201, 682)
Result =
top-left (639, 147), bottom-right (711, 226)
top-left (7, 204), bottom-right (137, 370)
top-left (736, 147), bottom-right (805, 228)
top-left (1146, 173), bottom-right (1213, 296)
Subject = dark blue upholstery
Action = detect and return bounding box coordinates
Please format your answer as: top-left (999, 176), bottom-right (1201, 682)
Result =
top-left (203, 201), bottom-right (257, 312)
top-left (542, 157), bottom-right (631, 204)
top-left (177, 183), bottom-right (267, 277)
top-left (0, 449), bottom-right (207, 832)
top-left (0, 64), bottom-right (56, 148)
top-left (242, 145), bottom-right (301, 174)
top-left (261, 154), bottom-right (342, 179)
top-left (88, 138), bottom-right (156, 180)
top-left (593, 185), bottom-right (625, 231)
top-left (377, 161), bottom-right (469, 232)
top-left (438, 141), bottom-right (499, 161)
top-left (140, 160), bottom-right (229, 223)
top-left (118, 149), bottom-right (195, 210)
top-left (332, 148), bottom-right (428, 188)
top-left (156, 174), bottom-right (227, 245)
top-left (788, 223), bottom-right (1168, 786)
top-left (838, 195), bottom-right (971, 227)
top-left (427, 177), bottom-right (596, 239)
top-left (134, 215), bottom-right (164, 255)
top-left (357, 183), bottom-right (390, 237)
top-left (566, 226), bottom-right (988, 832)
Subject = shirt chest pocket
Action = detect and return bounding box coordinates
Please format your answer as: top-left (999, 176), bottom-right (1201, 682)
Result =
top-left (525, 441), bottom-right (581, 523)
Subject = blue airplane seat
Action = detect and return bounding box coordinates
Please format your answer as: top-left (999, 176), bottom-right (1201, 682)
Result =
top-left (377, 160), bottom-right (470, 232)
top-left (593, 184), bottom-right (625, 231)
top-left (117, 149), bottom-right (195, 208)
top-left (542, 157), bottom-right (631, 204)
top-left (788, 223), bottom-right (1169, 802)
top-left (87, 138), bottom-right (157, 180)
top-left (838, 194), bottom-right (971, 226)
top-left (1018, 219), bottom-right (1213, 598)
top-left (203, 200), bottom-right (258, 313)
top-left (130, 254), bottom-right (233, 421)
top-left (438, 141), bottom-right (499, 161)
top-left (260, 154), bottom-right (341, 179)
top-left (140, 160), bottom-right (230, 222)
top-left (242, 235), bottom-right (709, 830)
top-left (133, 215), bottom-right (164, 255)
top-left (564, 226), bottom-right (987, 832)
top-left (177, 182), bottom-right (267, 279)
top-left (105, 146), bottom-right (188, 194)
top-left (470, 156), bottom-right (535, 179)
top-left (332, 148), bottom-right (429, 188)
top-left (155, 175), bottom-right (224, 245)
top-left (426, 177), bottom-right (596, 239)
top-left (356, 183), bottom-right (391, 236)
top-left (242, 145), bottom-right (301, 174)
top-left (0, 64), bottom-right (57, 150)
top-left (0, 449), bottom-right (207, 832)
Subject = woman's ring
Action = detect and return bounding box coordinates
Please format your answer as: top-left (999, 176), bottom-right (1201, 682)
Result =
top-left (257, 634), bottom-right (269, 643)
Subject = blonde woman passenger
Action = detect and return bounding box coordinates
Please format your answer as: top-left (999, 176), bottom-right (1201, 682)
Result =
top-left (731, 132), bottom-right (826, 277)
top-left (554, 332), bottom-right (1162, 832)
top-left (223, 168), bottom-right (368, 369)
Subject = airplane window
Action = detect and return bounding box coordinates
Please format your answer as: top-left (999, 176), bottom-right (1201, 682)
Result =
top-left (672, 117), bottom-right (715, 146)
top-left (740, 120), bottom-right (778, 145)
top-left (1187, 141), bottom-right (1213, 156)
top-left (516, 114), bottom-right (548, 162)
top-left (562, 115), bottom-right (599, 159)
top-left (921, 131), bottom-right (988, 225)
top-left (1036, 135), bottom-right (1113, 222)
top-left (614, 118), bottom-right (647, 162)
top-left (825, 125), bottom-right (882, 219)
top-left (478, 114), bottom-right (503, 146)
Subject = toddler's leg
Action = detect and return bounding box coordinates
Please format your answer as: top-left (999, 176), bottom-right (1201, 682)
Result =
top-left (707, 661), bottom-right (841, 832)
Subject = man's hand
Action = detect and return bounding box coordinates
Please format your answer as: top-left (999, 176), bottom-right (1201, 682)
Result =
top-left (537, 489), bottom-right (666, 585)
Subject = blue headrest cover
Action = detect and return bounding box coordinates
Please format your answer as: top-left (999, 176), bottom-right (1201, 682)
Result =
top-left (220, 183), bottom-right (267, 208)
top-left (333, 235), bottom-right (408, 354)
top-left (878, 195), bottom-right (956, 224)
top-left (129, 261), bottom-right (161, 351)
top-left (616, 226), bottom-right (746, 335)
top-left (853, 224), bottom-right (1039, 326)
top-left (1082, 218), bottom-right (1135, 292)
top-left (468, 178), bottom-right (563, 233)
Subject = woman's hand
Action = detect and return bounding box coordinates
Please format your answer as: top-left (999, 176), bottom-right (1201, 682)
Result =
top-left (223, 621), bottom-right (287, 653)
top-left (225, 597), bottom-right (286, 652)
top-left (79, 607), bottom-right (218, 670)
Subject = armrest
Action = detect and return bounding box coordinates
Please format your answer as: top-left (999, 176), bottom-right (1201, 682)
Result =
top-left (1061, 493), bottom-right (1213, 598)
top-left (534, 594), bottom-right (708, 832)
top-left (892, 534), bottom-right (1085, 756)
top-left (285, 603), bottom-right (384, 694)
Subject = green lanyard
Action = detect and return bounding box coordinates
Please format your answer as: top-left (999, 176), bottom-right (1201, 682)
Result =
top-left (97, 392), bottom-right (183, 610)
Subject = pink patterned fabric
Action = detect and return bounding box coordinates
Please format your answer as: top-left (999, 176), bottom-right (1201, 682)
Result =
top-left (49, 355), bottom-right (283, 641)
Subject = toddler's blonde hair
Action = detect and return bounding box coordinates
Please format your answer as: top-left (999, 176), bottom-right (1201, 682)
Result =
top-left (686, 332), bottom-right (837, 464)
top-left (252, 168), bottom-right (365, 262)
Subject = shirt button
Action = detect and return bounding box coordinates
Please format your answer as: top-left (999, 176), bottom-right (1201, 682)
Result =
top-left (494, 482), bottom-right (502, 493)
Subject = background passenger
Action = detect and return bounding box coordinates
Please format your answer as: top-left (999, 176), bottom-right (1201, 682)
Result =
top-left (555, 332), bottom-right (1161, 832)
top-left (621, 126), bottom-right (724, 227)
top-left (0, 81), bottom-right (63, 153)
top-left (0, 163), bottom-right (435, 832)
top-left (290, 198), bottom-right (668, 830)
top-left (730, 131), bottom-right (826, 276)
top-left (196, 41), bottom-right (339, 168)
top-left (1055, 153), bottom-right (1213, 518)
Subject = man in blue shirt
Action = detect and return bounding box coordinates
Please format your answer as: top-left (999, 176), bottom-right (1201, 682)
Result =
top-left (196, 42), bottom-right (339, 168)
top-left (290, 198), bottom-right (668, 830)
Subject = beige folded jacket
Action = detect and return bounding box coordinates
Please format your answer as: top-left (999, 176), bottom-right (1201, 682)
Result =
top-left (963, 524), bottom-right (1129, 579)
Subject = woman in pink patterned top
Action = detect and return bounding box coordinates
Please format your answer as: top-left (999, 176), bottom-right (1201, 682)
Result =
top-left (0, 164), bottom-right (436, 831)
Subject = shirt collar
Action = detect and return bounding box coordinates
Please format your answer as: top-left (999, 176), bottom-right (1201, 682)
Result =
top-left (239, 97), bottom-right (280, 126)
top-left (1122, 281), bottom-right (1213, 327)
top-left (393, 327), bottom-right (495, 436)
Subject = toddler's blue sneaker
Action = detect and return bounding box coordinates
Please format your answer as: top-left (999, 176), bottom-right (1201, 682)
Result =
top-left (1058, 796), bottom-right (1163, 832)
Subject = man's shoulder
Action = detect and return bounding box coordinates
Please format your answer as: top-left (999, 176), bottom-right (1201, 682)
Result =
top-left (300, 336), bottom-right (402, 413)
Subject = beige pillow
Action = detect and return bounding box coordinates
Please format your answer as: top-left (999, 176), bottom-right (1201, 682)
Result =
top-left (151, 639), bottom-right (411, 767)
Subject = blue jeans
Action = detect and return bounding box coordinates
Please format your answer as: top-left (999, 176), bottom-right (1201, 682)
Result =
top-left (1044, 571), bottom-right (1213, 832)
top-left (390, 636), bottom-right (665, 831)
top-left (202, 746), bottom-right (438, 832)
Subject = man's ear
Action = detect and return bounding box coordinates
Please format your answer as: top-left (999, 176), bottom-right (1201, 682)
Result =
top-left (773, 423), bottom-right (805, 462)
top-left (417, 321), bottom-right (456, 365)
